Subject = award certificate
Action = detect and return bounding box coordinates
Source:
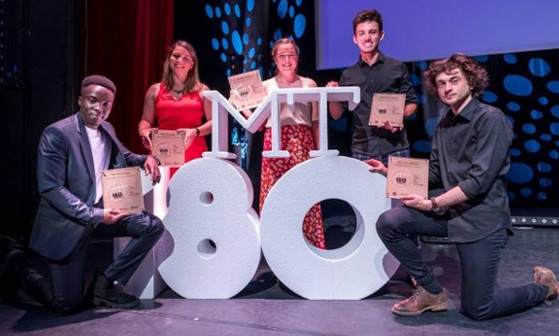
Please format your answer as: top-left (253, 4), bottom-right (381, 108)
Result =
top-left (152, 129), bottom-right (185, 167)
top-left (386, 156), bottom-right (429, 199)
top-left (228, 70), bottom-right (267, 110)
top-left (102, 167), bottom-right (145, 213)
top-left (369, 93), bottom-right (406, 127)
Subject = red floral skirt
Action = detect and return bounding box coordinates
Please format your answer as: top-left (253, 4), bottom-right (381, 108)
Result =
top-left (260, 125), bottom-right (326, 249)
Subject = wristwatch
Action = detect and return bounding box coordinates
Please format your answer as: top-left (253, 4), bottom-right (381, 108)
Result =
top-left (430, 197), bottom-right (445, 215)
top-left (430, 197), bottom-right (439, 210)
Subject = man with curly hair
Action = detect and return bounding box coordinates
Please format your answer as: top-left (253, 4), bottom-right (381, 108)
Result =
top-left (367, 54), bottom-right (559, 319)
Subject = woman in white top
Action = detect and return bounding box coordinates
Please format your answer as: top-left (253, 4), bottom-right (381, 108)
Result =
top-left (259, 38), bottom-right (325, 249)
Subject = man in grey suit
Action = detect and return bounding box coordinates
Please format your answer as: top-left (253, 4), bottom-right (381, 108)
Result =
top-left (29, 75), bottom-right (164, 314)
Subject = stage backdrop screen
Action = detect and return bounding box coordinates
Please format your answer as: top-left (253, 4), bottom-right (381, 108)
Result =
top-left (315, 0), bottom-right (559, 69)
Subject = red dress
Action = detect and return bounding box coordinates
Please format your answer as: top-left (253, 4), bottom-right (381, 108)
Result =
top-left (155, 83), bottom-right (208, 175)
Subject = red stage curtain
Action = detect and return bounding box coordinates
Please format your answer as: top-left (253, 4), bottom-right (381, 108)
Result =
top-left (78, 0), bottom-right (174, 154)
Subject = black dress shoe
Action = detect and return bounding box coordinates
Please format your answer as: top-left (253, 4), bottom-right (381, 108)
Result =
top-left (92, 273), bottom-right (139, 309)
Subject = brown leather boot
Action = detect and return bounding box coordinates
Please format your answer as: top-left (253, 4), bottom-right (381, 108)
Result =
top-left (392, 286), bottom-right (448, 316)
top-left (534, 266), bottom-right (559, 300)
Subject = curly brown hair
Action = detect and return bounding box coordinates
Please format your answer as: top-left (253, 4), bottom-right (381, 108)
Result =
top-left (423, 53), bottom-right (489, 98)
top-left (161, 40), bottom-right (201, 93)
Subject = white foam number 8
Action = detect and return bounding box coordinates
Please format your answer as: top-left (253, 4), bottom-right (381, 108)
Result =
top-left (158, 158), bottom-right (261, 299)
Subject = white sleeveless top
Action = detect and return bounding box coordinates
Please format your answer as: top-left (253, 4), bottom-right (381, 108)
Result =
top-left (263, 76), bottom-right (318, 128)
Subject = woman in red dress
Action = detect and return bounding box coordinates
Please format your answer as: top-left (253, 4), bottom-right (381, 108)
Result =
top-left (138, 40), bottom-right (212, 175)
top-left (259, 38), bottom-right (326, 249)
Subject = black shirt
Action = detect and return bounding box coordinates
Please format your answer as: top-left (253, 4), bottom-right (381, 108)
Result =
top-left (339, 52), bottom-right (417, 157)
top-left (430, 98), bottom-right (513, 242)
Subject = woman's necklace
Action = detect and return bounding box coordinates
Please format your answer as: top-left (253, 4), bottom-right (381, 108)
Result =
top-left (170, 87), bottom-right (185, 100)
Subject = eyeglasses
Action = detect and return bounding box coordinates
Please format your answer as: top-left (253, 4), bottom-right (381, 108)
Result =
top-left (276, 54), bottom-right (298, 60)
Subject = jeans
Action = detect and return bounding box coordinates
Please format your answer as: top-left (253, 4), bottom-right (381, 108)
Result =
top-left (376, 205), bottom-right (548, 320)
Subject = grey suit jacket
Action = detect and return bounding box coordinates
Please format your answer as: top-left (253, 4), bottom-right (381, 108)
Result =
top-left (30, 113), bottom-right (148, 261)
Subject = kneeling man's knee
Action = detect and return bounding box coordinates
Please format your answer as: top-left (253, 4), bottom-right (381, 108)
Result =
top-left (461, 302), bottom-right (493, 321)
top-left (376, 209), bottom-right (404, 235)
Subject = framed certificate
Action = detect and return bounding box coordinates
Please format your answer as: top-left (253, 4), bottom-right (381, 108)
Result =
top-left (369, 93), bottom-right (406, 127)
top-left (228, 69), bottom-right (267, 110)
top-left (102, 167), bottom-right (145, 213)
top-left (386, 156), bottom-right (429, 199)
top-left (152, 129), bottom-right (185, 167)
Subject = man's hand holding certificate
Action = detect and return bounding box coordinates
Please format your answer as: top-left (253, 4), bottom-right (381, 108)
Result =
top-left (151, 129), bottom-right (185, 167)
top-left (102, 167), bottom-right (145, 214)
top-left (386, 156), bottom-right (428, 199)
top-left (228, 69), bottom-right (267, 110)
top-left (369, 93), bottom-right (406, 128)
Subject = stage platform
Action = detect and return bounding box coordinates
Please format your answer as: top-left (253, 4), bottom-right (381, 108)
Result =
top-left (1, 227), bottom-right (558, 336)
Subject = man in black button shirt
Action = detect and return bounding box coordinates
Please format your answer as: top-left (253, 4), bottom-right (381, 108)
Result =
top-left (327, 9), bottom-right (417, 165)
top-left (367, 54), bottom-right (559, 319)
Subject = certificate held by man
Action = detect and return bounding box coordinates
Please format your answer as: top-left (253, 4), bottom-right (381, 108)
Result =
top-left (369, 93), bottom-right (406, 127)
top-left (228, 69), bottom-right (267, 110)
top-left (151, 129), bottom-right (185, 167)
top-left (386, 156), bottom-right (428, 199)
top-left (102, 167), bottom-right (145, 213)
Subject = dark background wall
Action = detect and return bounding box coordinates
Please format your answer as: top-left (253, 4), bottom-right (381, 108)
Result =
top-left (1, 0), bottom-right (77, 238)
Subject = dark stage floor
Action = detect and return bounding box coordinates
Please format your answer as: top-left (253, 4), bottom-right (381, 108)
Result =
top-left (1, 227), bottom-right (559, 336)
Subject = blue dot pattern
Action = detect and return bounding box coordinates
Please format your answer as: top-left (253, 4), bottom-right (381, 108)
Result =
top-left (202, 0), bottom-right (309, 163)
top-left (204, 0), bottom-right (308, 76)
top-left (547, 81), bottom-right (559, 94)
top-left (528, 58), bottom-right (551, 77)
top-left (503, 54), bottom-right (517, 64)
top-left (508, 163), bottom-right (534, 183)
top-left (504, 75), bottom-right (533, 96)
top-left (531, 110), bottom-right (543, 120)
top-left (409, 49), bottom-right (559, 208)
top-left (482, 91), bottom-right (497, 103)
top-left (507, 102), bottom-right (521, 112)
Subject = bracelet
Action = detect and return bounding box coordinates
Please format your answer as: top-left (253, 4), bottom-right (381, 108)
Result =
top-left (195, 128), bottom-right (200, 136)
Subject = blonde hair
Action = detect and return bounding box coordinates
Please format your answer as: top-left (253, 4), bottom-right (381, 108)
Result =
top-left (271, 37), bottom-right (299, 58)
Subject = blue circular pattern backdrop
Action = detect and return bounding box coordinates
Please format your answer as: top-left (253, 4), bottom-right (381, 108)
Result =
top-left (410, 50), bottom-right (559, 207)
top-left (204, 0), bottom-right (307, 77)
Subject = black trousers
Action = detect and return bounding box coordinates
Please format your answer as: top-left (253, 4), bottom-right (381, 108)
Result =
top-left (376, 206), bottom-right (548, 320)
top-left (48, 212), bottom-right (164, 313)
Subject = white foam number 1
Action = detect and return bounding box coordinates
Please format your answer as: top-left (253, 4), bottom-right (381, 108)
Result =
top-left (158, 157), bottom-right (261, 299)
